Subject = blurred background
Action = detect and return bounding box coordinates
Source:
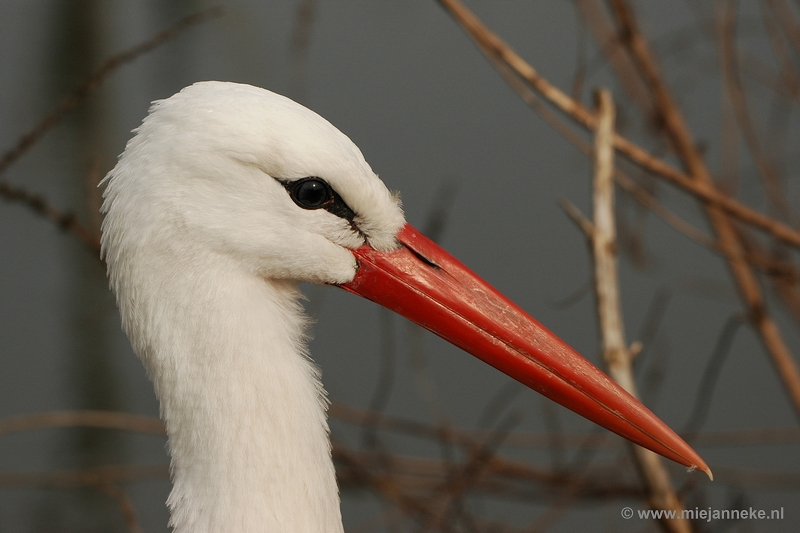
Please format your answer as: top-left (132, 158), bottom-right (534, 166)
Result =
top-left (1, 1), bottom-right (799, 532)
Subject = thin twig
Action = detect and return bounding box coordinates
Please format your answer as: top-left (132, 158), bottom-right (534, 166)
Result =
top-left (335, 444), bottom-right (645, 502)
top-left (614, 173), bottom-right (716, 250)
top-left (616, 172), bottom-right (800, 290)
top-left (0, 463), bottom-right (169, 489)
top-left (476, 381), bottom-right (524, 429)
top-left (630, 288), bottom-right (671, 365)
top-left (764, 0), bottom-right (800, 71)
top-left (0, 7), bottom-right (224, 178)
top-left (542, 401), bottom-right (566, 473)
top-left (572, 0), bottom-right (655, 119)
top-left (361, 308), bottom-right (397, 451)
top-left (333, 442), bottom-right (458, 532)
top-left (420, 411), bottom-right (522, 532)
top-left (723, 2), bottom-right (793, 221)
top-left (683, 314), bottom-right (747, 437)
top-left (559, 197), bottom-right (595, 238)
top-left (0, 6), bottom-right (225, 257)
top-left (590, 89), bottom-right (691, 533)
top-left (739, 53), bottom-right (800, 105)
top-left (0, 410), bottom-right (165, 437)
top-left (289, 0), bottom-right (317, 103)
top-left (94, 482), bottom-right (146, 533)
top-left (0, 181), bottom-right (101, 254)
top-left (757, 241), bottom-right (800, 327)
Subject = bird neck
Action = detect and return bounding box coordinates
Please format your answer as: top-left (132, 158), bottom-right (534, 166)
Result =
top-left (140, 260), bottom-right (343, 533)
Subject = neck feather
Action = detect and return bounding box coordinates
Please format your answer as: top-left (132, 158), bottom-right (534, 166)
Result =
top-left (127, 256), bottom-right (343, 533)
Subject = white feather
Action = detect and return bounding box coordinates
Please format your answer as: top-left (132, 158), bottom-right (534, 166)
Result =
top-left (101, 81), bottom-right (405, 532)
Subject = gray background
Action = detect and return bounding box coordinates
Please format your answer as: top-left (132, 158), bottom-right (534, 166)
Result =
top-left (1, 1), bottom-right (798, 531)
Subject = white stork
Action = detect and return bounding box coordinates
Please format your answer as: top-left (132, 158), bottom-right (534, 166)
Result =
top-left (100, 81), bottom-right (709, 533)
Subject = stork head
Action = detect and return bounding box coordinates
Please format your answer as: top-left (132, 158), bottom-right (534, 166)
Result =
top-left (101, 81), bottom-right (710, 479)
top-left (101, 81), bottom-right (403, 286)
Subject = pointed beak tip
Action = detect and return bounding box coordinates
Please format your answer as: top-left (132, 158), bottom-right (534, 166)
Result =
top-left (697, 463), bottom-right (713, 481)
top-left (687, 461), bottom-right (713, 481)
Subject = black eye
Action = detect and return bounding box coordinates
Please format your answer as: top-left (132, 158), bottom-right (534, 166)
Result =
top-left (289, 177), bottom-right (334, 209)
top-left (281, 176), bottom-right (358, 223)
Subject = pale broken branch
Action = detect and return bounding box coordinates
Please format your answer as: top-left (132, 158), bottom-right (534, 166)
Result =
top-left (590, 89), bottom-right (691, 533)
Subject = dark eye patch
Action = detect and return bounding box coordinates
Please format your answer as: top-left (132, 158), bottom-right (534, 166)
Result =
top-left (281, 177), bottom-right (356, 222)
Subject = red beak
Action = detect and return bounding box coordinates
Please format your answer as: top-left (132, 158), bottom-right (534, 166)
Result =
top-left (341, 223), bottom-right (710, 477)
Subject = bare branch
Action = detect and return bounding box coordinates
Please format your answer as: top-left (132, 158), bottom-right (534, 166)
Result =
top-left (0, 180), bottom-right (101, 255)
top-left (684, 314), bottom-right (747, 437)
top-left (606, 0), bottom-right (800, 420)
top-left (435, 0), bottom-right (800, 251)
top-left (290, 0), bottom-right (317, 103)
top-left (572, 0), bottom-right (655, 118)
top-left (590, 89), bottom-right (691, 533)
top-left (0, 463), bottom-right (169, 489)
top-left (0, 410), bottom-right (165, 437)
top-left (614, 173), bottom-right (716, 250)
top-left (0, 7), bottom-right (225, 257)
top-left (559, 197), bottom-right (595, 238)
top-left (0, 6), bottom-right (224, 178)
top-left (94, 483), bottom-right (146, 533)
top-left (722, 2), bottom-right (793, 220)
